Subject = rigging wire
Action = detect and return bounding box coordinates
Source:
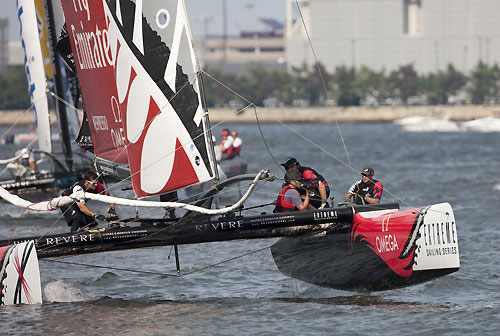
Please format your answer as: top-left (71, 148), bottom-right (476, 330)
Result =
top-left (34, 78), bottom-right (201, 240)
top-left (200, 70), bottom-right (414, 208)
top-left (48, 73), bottom-right (250, 200)
top-left (43, 259), bottom-right (178, 277)
top-left (0, 100), bottom-right (37, 141)
top-left (12, 29), bottom-right (439, 243)
top-left (253, 105), bottom-right (286, 175)
top-left (43, 244), bottom-right (273, 278)
top-left (294, 0), bottom-right (354, 180)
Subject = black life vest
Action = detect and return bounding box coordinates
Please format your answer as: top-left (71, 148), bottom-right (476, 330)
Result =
top-left (61, 180), bottom-right (106, 198)
top-left (62, 181), bottom-right (85, 197)
top-left (274, 185), bottom-right (298, 213)
top-left (354, 179), bottom-right (380, 205)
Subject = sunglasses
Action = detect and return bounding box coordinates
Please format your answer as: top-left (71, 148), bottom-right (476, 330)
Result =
top-left (86, 180), bottom-right (97, 185)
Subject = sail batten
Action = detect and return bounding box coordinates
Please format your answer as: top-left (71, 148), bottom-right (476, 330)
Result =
top-left (60, 0), bottom-right (216, 197)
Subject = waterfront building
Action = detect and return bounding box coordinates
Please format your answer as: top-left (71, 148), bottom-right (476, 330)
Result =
top-left (286, 0), bottom-right (500, 73)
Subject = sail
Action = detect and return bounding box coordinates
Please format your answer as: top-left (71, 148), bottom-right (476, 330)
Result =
top-left (17, 0), bottom-right (52, 153)
top-left (34, 0), bottom-right (54, 83)
top-left (60, 0), bottom-right (216, 197)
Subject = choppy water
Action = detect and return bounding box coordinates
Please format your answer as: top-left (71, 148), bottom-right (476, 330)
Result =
top-left (1, 122), bottom-right (499, 335)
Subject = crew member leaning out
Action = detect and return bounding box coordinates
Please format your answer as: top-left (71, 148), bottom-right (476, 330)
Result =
top-left (274, 170), bottom-right (315, 213)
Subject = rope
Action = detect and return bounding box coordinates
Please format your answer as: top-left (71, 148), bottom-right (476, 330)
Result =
top-left (200, 69), bottom-right (417, 209)
top-left (183, 244), bottom-right (273, 276)
top-left (42, 244), bottom-right (273, 278)
top-left (0, 170), bottom-right (270, 215)
top-left (43, 259), bottom-right (179, 277)
top-left (0, 100), bottom-right (37, 141)
top-left (294, 0), bottom-right (354, 180)
top-left (253, 106), bottom-right (286, 175)
top-left (78, 170), bottom-right (269, 215)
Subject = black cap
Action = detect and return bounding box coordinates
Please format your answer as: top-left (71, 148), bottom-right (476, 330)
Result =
top-left (284, 170), bottom-right (302, 184)
top-left (361, 167), bottom-right (374, 176)
top-left (281, 157), bottom-right (300, 169)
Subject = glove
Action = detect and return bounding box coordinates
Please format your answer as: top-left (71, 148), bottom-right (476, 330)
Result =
top-left (94, 214), bottom-right (106, 221)
top-left (107, 208), bottom-right (117, 216)
top-left (319, 202), bottom-right (327, 209)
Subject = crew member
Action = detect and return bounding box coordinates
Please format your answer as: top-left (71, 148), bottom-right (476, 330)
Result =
top-left (220, 129), bottom-right (235, 160)
top-left (160, 191), bottom-right (178, 220)
top-left (231, 130), bottom-right (243, 156)
top-left (7, 148), bottom-right (36, 181)
top-left (60, 170), bottom-right (117, 232)
top-left (344, 167), bottom-right (383, 205)
top-left (274, 170), bottom-right (314, 213)
top-left (281, 157), bottom-right (330, 209)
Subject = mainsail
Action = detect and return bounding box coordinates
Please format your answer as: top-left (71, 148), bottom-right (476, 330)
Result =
top-left (60, 0), bottom-right (216, 198)
top-left (17, 0), bottom-right (52, 153)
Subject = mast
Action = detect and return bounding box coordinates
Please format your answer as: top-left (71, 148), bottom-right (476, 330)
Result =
top-left (45, 0), bottom-right (73, 172)
top-left (198, 71), bottom-right (219, 181)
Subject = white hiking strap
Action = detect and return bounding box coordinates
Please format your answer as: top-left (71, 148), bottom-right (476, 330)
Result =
top-left (0, 170), bottom-right (269, 215)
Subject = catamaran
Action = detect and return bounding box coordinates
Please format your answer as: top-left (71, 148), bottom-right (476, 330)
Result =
top-left (0, 0), bottom-right (459, 305)
top-left (0, 0), bottom-right (91, 195)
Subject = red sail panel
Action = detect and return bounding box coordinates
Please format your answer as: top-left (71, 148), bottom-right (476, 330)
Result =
top-left (59, 0), bottom-right (128, 164)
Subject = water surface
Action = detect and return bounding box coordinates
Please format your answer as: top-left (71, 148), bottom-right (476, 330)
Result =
top-left (1, 122), bottom-right (499, 335)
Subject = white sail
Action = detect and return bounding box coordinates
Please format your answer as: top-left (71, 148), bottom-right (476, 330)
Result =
top-left (17, 0), bottom-right (52, 153)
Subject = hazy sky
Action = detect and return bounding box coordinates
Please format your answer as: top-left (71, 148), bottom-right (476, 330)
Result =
top-left (2, 0), bottom-right (285, 41)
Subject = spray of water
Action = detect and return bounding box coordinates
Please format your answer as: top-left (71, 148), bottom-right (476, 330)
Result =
top-left (43, 280), bottom-right (90, 303)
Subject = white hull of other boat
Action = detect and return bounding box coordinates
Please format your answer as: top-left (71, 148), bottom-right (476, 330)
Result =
top-left (394, 116), bottom-right (460, 132)
top-left (461, 117), bottom-right (500, 133)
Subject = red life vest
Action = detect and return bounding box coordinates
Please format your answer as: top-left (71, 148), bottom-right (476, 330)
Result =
top-left (232, 137), bottom-right (242, 156)
top-left (274, 185), bottom-right (297, 213)
top-left (221, 139), bottom-right (236, 159)
top-left (233, 144), bottom-right (241, 156)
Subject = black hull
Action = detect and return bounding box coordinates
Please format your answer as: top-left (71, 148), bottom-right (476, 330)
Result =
top-left (0, 172), bottom-right (80, 196)
top-left (2, 203), bottom-right (459, 292)
top-left (4, 205), bottom-right (395, 259)
top-left (0, 150), bottom-right (93, 196)
top-left (271, 232), bottom-right (458, 292)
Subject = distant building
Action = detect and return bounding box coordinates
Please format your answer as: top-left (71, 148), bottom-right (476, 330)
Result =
top-left (199, 18), bottom-right (286, 75)
top-left (0, 19), bottom-right (8, 72)
top-left (286, 0), bottom-right (500, 74)
top-left (8, 41), bottom-right (23, 66)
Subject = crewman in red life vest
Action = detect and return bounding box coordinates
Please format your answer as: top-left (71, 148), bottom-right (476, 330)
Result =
top-left (274, 170), bottom-right (314, 213)
top-left (231, 130), bottom-right (242, 156)
top-left (281, 157), bottom-right (330, 209)
top-left (220, 129), bottom-right (235, 160)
